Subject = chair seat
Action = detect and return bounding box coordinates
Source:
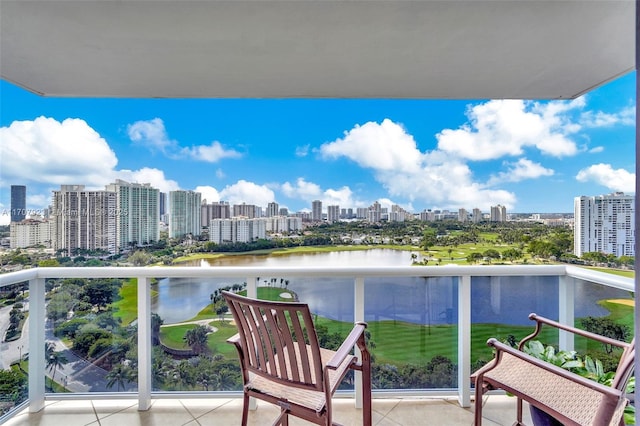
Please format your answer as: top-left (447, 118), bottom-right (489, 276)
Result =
top-left (247, 346), bottom-right (356, 413)
top-left (483, 351), bottom-right (627, 426)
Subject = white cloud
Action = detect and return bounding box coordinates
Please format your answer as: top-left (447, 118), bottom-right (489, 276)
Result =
top-left (281, 178), bottom-right (322, 199)
top-left (488, 158), bottom-right (554, 185)
top-left (0, 116), bottom-right (118, 186)
top-left (194, 185), bottom-right (221, 203)
top-left (436, 99), bottom-right (579, 160)
top-left (127, 118), bottom-right (176, 154)
top-left (115, 168), bottom-right (180, 193)
top-left (181, 141), bottom-right (242, 162)
top-left (219, 180), bottom-right (276, 206)
top-left (575, 164), bottom-right (635, 193)
top-left (320, 119), bottom-right (517, 210)
top-left (128, 118), bottom-right (242, 163)
top-left (580, 105), bottom-right (635, 128)
top-left (295, 144), bottom-right (310, 157)
top-left (320, 119), bottom-right (423, 173)
top-left (589, 146), bottom-right (605, 154)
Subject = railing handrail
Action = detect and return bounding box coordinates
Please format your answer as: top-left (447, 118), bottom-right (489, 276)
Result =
top-left (3, 263), bottom-right (622, 282)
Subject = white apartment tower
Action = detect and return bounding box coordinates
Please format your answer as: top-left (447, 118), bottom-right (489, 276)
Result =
top-left (574, 193), bottom-right (635, 258)
top-left (490, 205), bottom-right (507, 222)
top-left (105, 180), bottom-right (159, 250)
top-left (327, 205), bottom-right (340, 223)
top-left (52, 185), bottom-right (117, 255)
top-left (209, 218), bottom-right (267, 244)
top-left (169, 190), bottom-right (202, 239)
top-left (10, 219), bottom-right (52, 249)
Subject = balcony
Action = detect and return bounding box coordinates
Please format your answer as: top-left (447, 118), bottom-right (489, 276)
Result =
top-left (0, 264), bottom-right (634, 425)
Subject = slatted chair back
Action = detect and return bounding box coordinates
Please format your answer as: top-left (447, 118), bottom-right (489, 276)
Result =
top-left (224, 290), bottom-right (325, 392)
top-left (611, 337), bottom-right (635, 393)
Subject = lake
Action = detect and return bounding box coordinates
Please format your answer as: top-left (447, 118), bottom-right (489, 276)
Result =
top-left (152, 249), bottom-right (631, 325)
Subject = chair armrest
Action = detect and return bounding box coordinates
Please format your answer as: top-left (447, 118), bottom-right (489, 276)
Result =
top-left (486, 338), bottom-right (623, 398)
top-left (227, 333), bottom-right (241, 345)
top-left (326, 322), bottom-right (367, 370)
top-left (518, 313), bottom-right (631, 351)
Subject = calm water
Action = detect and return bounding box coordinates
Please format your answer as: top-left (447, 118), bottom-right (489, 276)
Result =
top-left (152, 249), bottom-right (631, 325)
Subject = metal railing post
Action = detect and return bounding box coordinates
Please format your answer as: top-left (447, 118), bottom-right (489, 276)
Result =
top-left (28, 277), bottom-right (46, 413)
top-left (137, 277), bottom-right (152, 411)
top-left (354, 276), bottom-right (365, 409)
top-left (558, 274), bottom-right (575, 351)
top-left (458, 275), bottom-right (471, 408)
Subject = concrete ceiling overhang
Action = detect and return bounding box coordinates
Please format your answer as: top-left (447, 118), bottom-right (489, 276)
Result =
top-left (0, 0), bottom-right (635, 99)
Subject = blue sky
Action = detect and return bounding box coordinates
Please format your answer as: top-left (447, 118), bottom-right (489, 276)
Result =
top-left (0, 72), bottom-right (635, 225)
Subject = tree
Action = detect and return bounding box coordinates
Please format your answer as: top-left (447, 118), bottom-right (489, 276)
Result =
top-left (422, 228), bottom-right (437, 251)
top-left (183, 325), bottom-right (210, 355)
top-left (106, 363), bottom-right (135, 391)
top-left (580, 317), bottom-right (630, 354)
top-left (45, 342), bottom-right (68, 390)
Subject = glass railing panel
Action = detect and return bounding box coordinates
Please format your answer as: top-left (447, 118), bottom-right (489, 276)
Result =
top-left (470, 275), bottom-right (560, 367)
top-left (1, 281), bottom-right (28, 418)
top-left (572, 279), bottom-right (634, 372)
top-left (365, 276), bottom-right (458, 390)
top-left (46, 277), bottom-right (138, 394)
top-left (152, 275), bottom-right (244, 392)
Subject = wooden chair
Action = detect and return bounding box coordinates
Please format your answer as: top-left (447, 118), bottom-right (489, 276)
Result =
top-left (471, 313), bottom-right (634, 426)
top-left (222, 290), bottom-right (372, 426)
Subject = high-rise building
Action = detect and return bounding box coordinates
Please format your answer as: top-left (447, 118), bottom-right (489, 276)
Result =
top-left (458, 208), bottom-right (469, 222)
top-left (105, 180), bottom-right (159, 250)
top-left (159, 192), bottom-right (167, 218)
top-left (169, 190), bottom-right (202, 239)
top-left (52, 185), bottom-right (117, 255)
top-left (574, 192), bottom-right (635, 257)
top-left (10, 219), bottom-right (52, 249)
top-left (201, 201), bottom-right (231, 227)
top-left (10, 185), bottom-right (26, 222)
top-left (209, 217), bottom-right (267, 244)
top-left (490, 204), bottom-right (507, 222)
top-left (311, 200), bottom-right (322, 221)
top-left (472, 208), bottom-right (483, 223)
top-left (267, 202), bottom-right (279, 217)
top-left (232, 203), bottom-right (258, 218)
top-left (327, 205), bottom-right (340, 223)
top-left (368, 201), bottom-right (382, 222)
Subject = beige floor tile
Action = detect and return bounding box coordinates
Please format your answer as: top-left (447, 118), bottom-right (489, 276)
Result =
top-left (2, 400), bottom-right (98, 426)
top-left (98, 399), bottom-right (195, 426)
top-left (381, 398), bottom-right (474, 426)
top-left (91, 399), bottom-right (137, 419)
top-left (179, 398), bottom-right (234, 419)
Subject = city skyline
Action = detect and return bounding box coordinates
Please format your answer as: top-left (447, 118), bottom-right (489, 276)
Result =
top-left (0, 72), bottom-right (636, 225)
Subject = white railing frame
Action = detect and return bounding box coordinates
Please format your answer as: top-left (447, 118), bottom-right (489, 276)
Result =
top-left (0, 265), bottom-right (633, 416)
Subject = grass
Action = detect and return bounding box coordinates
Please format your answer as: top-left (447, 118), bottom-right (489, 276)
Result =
top-left (112, 278), bottom-right (159, 325)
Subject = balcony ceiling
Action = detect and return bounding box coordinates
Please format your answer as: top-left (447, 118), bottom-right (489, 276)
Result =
top-left (0, 0), bottom-right (635, 99)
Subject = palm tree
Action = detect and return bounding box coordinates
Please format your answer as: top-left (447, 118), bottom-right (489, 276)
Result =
top-left (106, 363), bottom-right (134, 391)
top-left (183, 325), bottom-right (209, 355)
top-left (45, 343), bottom-right (68, 391)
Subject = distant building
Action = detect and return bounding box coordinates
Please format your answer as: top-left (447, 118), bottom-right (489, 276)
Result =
top-left (327, 205), bottom-right (340, 223)
top-left (201, 201), bottom-right (231, 227)
top-left (472, 208), bottom-right (483, 223)
top-left (367, 201), bottom-right (382, 222)
top-left (105, 180), bottom-right (159, 250)
top-left (490, 204), bottom-right (507, 222)
top-left (10, 219), bottom-right (52, 249)
top-left (209, 217), bottom-right (267, 244)
top-left (312, 200), bottom-right (323, 221)
top-left (458, 208), bottom-right (469, 222)
top-left (232, 203), bottom-right (258, 219)
top-left (169, 190), bottom-right (202, 239)
top-left (574, 192), bottom-right (635, 257)
top-left (52, 185), bottom-right (117, 255)
top-left (267, 202), bottom-right (279, 217)
top-left (10, 185), bottom-right (26, 222)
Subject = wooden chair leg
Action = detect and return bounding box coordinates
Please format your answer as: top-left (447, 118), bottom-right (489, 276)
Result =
top-left (241, 393), bottom-right (250, 426)
top-left (362, 362), bottom-right (372, 426)
top-left (474, 381), bottom-right (484, 426)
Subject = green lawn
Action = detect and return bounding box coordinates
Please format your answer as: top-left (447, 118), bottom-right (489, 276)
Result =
top-left (112, 278), bottom-right (159, 325)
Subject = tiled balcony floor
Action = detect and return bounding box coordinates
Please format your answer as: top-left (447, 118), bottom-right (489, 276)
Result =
top-left (2, 395), bottom-right (532, 426)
